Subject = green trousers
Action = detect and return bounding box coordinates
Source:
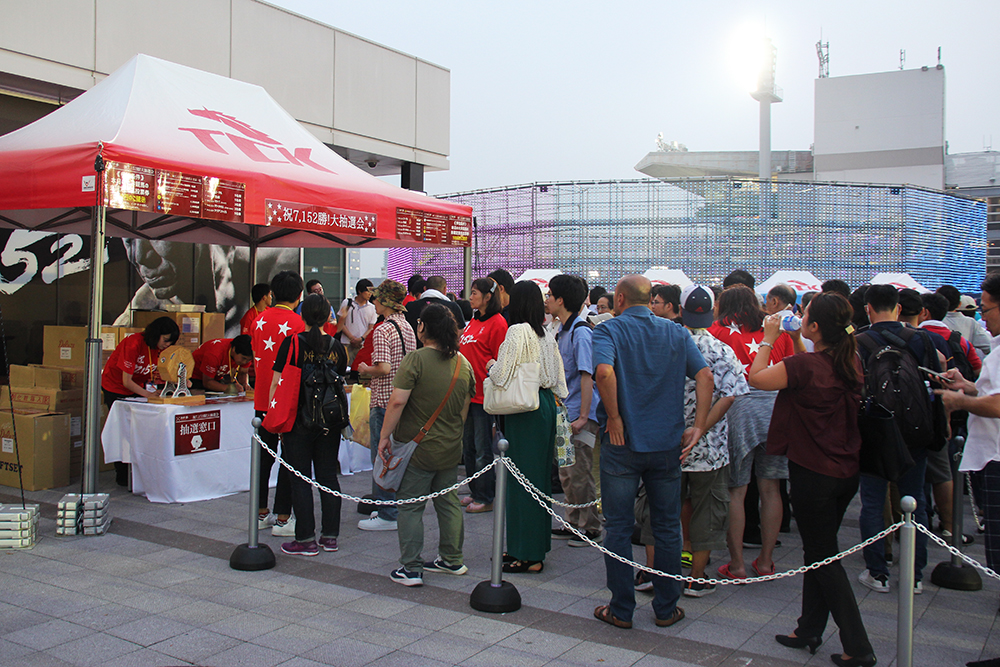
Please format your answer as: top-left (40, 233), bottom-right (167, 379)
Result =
top-left (397, 464), bottom-right (464, 572)
top-left (505, 387), bottom-right (556, 562)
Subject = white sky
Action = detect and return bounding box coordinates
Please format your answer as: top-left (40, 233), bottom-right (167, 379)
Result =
top-left (272, 0), bottom-right (1000, 196)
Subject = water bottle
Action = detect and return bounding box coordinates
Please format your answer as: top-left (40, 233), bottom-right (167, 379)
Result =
top-left (781, 314), bottom-right (801, 332)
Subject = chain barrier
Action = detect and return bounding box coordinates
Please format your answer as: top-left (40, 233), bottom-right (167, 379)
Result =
top-left (965, 473), bottom-right (986, 532)
top-left (502, 457), bottom-right (903, 585)
top-left (254, 433), bottom-right (498, 506)
top-left (915, 523), bottom-right (1000, 582)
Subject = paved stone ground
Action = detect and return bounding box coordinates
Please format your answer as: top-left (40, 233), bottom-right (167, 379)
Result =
top-left (0, 464), bottom-right (997, 667)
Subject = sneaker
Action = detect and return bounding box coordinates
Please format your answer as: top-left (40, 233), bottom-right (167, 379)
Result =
top-left (424, 557), bottom-right (468, 575)
top-left (281, 540), bottom-right (319, 557)
top-left (683, 581), bottom-right (716, 598)
top-left (257, 512), bottom-right (275, 530)
top-left (568, 530), bottom-right (603, 547)
top-left (551, 527), bottom-right (574, 539)
top-left (390, 567), bottom-right (423, 586)
top-left (634, 571), bottom-right (654, 592)
top-left (942, 530), bottom-right (975, 545)
top-left (319, 536), bottom-right (338, 552)
top-left (914, 581), bottom-right (923, 595)
top-left (272, 516), bottom-right (296, 537)
top-left (858, 569), bottom-right (890, 593)
top-left (460, 496), bottom-right (474, 507)
top-left (358, 513), bottom-right (398, 531)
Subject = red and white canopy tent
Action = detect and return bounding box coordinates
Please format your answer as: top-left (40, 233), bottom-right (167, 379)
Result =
top-left (0, 54), bottom-right (473, 492)
top-left (756, 270), bottom-right (823, 299)
top-left (870, 273), bottom-right (930, 294)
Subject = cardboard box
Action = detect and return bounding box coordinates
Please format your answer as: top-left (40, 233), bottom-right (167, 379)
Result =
top-left (176, 334), bottom-right (201, 350)
top-left (42, 326), bottom-right (89, 368)
top-left (8, 365), bottom-right (33, 388)
top-left (202, 313), bottom-right (225, 341)
top-left (132, 311), bottom-right (201, 336)
top-left (118, 328), bottom-right (142, 344)
top-left (0, 409), bottom-right (71, 491)
top-left (29, 365), bottom-right (85, 390)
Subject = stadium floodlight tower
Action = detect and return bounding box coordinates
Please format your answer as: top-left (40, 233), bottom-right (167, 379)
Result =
top-left (751, 37), bottom-right (782, 181)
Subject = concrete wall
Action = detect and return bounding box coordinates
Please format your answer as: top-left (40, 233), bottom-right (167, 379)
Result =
top-left (814, 67), bottom-right (945, 189)
top-left (0, 0), bottom-right (450, 172)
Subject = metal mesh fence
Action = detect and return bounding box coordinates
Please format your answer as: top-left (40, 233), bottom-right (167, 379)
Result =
top-left (388, 178), bottom-right (986, 293)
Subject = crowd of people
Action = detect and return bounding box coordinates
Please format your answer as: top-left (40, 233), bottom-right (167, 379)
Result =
top-left (104, 264), bottom-right (1000, 667)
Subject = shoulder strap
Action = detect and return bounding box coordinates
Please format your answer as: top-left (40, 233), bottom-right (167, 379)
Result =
top-left (413, 355), bottom-right (463, 444)
top-left (387, 319), bottom-right (407, 354)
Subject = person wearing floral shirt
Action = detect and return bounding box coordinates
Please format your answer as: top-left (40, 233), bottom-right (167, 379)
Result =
top-left (678, 285), bottom-right (749, 596)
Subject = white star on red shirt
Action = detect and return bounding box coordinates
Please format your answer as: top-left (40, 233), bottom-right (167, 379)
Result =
top-left (277, 322), bottom-right (291, 336)
top-left (270, 399), bottom-right (276, 408)
top-left (727, 322), bottom-right (741, 336)
top-left (255, 318), bottom-right (266, 331)
top-left (263, 338), bottom-right (276, 351)
top-left (746, 340), bottom-right (762, 356)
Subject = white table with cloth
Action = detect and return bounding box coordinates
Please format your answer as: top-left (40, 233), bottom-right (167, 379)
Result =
top-left (102, 398), bottom-right (372, 503)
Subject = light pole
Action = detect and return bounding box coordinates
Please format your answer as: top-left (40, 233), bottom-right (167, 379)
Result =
top-left (751, 38), bottom-right (782, 182)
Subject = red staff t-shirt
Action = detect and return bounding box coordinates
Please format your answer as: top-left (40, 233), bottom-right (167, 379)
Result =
top-left (251, 305), bottom-right (305, 411)
top-left (240, 308), bottom-right (261, 336)
top-left (708, 319), bottom-right (793, 380)
top-left (192, 338), bottom-right (251, 383)
top-left (459, 313), bottom-right (508, 404)
top-left (101, 333), bottom-right (159, 396)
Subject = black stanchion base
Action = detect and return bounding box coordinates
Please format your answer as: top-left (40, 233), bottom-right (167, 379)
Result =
top-left (931, 561), bottom-right (982, 591)
top-left (470, 580), bottom-right (521, 613)
top-left (230, 543), bottom-right (276, 571)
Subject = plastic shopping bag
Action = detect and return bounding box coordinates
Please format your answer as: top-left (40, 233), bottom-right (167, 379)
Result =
top-left (350, 384), bottom-right (371, 447)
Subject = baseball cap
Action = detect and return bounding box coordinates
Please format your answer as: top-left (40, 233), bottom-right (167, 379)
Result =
top-left (680, 284), bottom-right (715, 329)
top-left (959, 294), bottom-right (978, 313)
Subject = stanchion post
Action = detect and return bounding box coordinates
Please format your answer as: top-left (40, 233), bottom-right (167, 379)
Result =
top-left (897, 495), bottom-right (916, 667)
top-left (230, 418), bottom-right (276, 571)
top-left (470, 439), bottom-right (521, 613)
top-left (931, 436), bottom-right (982, 590)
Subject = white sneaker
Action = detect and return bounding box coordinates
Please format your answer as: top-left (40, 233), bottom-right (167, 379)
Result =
top-left (358, 513), bottom-right (398, 531)
top-left (914, 581), bottom-right (923, 595)
top-left (258, 512), bottom-right (275, 530)
top-left (858, 569), bottom-right (890, 593)
top-left (272, 516), bottom-right (296, 537)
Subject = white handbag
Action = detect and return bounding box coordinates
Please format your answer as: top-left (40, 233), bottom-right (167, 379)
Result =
top-left (483, 331), bottom-right (541, 415)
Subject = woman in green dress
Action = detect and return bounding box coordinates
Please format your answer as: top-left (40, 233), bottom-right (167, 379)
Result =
top-left (487, 280), bottom-right (568, 573)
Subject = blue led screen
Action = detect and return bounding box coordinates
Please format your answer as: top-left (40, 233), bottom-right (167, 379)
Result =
top-left (388, 178), bottom-right (986, 294)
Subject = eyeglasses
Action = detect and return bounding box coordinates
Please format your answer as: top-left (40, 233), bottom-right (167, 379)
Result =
top-left (980, 304), bottom-right (998, 316)
top-left (545, 292), bottom-right (553, 299)
top-left (651, 298), bottom-right (665, 306)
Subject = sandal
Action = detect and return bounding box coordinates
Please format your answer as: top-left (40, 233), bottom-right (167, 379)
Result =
top-left (594, 604), bottom-right (632, 629)
top-left (717, 563), bottom-right (746, 581)
top-left (654, 606), bottom-right (685, 628)
top-left (502, 559), bottom-right (544, 574)
top-left (751, 557), bottom-right (775, 577)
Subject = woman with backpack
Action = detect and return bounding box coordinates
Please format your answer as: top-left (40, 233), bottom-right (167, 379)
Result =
top-left (377, 304), bottom-right (476, 586)
top-left (748, 293), bottom-right (875, 667)
top-left (270, 293), bottom-right (349, 557)
top-left (486, 281), bottom-right (567, 573)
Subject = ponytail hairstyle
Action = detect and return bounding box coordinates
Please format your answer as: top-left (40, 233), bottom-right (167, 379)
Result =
top-left (300, 293), bottom-right (332, 353)
top-left (472, 277), bottom-right (503, 320)
top-left (419, 303), bottom-right (460, 358)
top-left (806, 292), bottom-right (859, 386)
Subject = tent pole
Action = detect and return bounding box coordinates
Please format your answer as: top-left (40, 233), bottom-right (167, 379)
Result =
top-left (82, 154), bottom-right (107, 495)
top-left (248, 226), bottom-right (258, 294)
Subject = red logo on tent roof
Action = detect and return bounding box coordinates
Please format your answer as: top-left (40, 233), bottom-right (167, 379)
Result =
top-left (179, 108), bottom-right (335, 174)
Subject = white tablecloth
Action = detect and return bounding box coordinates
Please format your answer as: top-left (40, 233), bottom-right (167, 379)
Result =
top-left (102, 400), bottom-right (372, 503)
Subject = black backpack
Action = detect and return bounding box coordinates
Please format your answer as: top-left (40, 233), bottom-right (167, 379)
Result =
top-left (856, 327), bottom-right (946, 452)
top-left (298, 335), bottom-right (350, 434)
top-left (946, 330), bottom-right (977, 382)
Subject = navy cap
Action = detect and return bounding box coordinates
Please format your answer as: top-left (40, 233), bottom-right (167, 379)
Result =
top-left (680, 284), bottom-right (715, 329)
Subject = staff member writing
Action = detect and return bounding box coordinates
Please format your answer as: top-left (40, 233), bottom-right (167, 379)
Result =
top-left (101, 316), bottom-right (181, 485)
top-left (191, 335), bottom-right (253, 392)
